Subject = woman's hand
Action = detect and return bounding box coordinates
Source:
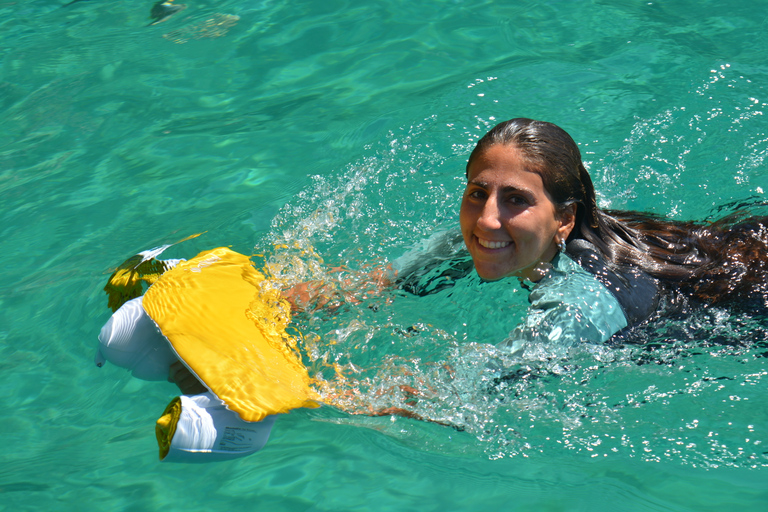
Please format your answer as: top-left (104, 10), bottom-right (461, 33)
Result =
top-left (282, 280), bottom-right (343, 312)
top-left (282, 265), bottom-right (394, 313)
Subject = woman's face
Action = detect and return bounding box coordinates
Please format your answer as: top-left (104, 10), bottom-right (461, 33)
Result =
top-left (460, 144), bottom-right (574, 282)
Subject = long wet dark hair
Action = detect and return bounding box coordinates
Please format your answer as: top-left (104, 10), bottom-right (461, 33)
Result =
top-left (467, 118), bottom-right (768, 307)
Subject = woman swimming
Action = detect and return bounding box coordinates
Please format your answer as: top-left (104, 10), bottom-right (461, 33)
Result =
top-left (396, 118), bottom-right (768, 356)
top-left (98, 117), bottom-right (768, 459)
top-left (164, 117), bottom-right (768, 393)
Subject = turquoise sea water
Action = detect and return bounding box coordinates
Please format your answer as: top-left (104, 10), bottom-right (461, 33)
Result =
top-left (2, 0), bottom-right (768, 510)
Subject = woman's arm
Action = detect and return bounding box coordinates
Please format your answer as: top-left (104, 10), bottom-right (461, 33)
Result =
top-left (281, 265), bottom-right (394, 312)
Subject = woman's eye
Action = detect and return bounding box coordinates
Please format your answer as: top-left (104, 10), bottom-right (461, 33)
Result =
top-left (507, 195), bottom-right (529, 206)
top-left (467, 190), bottom-right (486, 200)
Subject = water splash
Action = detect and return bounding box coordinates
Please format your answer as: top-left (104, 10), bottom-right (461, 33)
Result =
top-left (256, 94), bottom-right (768, 467)
top-left (598, 62), bottom-right (768, 219)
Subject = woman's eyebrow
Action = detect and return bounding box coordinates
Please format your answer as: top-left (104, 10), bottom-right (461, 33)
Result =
top-left (466, 179), bottom-right (488, 188)
top-left (467, 179), bottom-right (534, 195)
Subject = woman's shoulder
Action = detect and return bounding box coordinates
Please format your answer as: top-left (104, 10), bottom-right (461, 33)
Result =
top-left (505, 254), bottom-right (628, 349)
top-left (564, 239), bottom-right (660, 326)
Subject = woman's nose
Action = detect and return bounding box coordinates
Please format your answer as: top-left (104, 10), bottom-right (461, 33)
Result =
top-left (477, 196), bottom-right (502, 230)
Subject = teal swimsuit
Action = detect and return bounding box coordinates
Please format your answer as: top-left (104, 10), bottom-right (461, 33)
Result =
top-left (496, 251), bottom-right (628, 356)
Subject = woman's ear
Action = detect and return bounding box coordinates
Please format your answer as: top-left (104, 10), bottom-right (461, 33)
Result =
top-left (557, 203), bottom-right (577, 242)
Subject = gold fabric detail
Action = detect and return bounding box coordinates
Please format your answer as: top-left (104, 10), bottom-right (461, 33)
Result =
top-left (155, 396), bottom-right (182, 460)
top-left (104, 256), bottom-right (171, 313)
top-left (103, 233), bottom-right (202, 312)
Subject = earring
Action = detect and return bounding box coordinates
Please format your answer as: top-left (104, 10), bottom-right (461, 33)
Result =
top-left (558, 239), bottom-right (566, 252)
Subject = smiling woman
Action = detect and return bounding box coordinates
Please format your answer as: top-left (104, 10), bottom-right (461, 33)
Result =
top-left (450, 118), bottom-right (768, 356)
top-left (460, 144), bottom-right (576, 282)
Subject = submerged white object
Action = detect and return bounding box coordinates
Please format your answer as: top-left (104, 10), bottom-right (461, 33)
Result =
top-left (96, 296), bottom-right (178, 381)
top-left (161, 393), bottom-right (276, 463)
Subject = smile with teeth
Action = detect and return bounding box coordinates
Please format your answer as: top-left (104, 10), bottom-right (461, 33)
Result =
top-left (477, 237), bottom-right (511, 249)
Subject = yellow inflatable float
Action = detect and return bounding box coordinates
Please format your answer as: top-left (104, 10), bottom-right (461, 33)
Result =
top-left (97, 246), bottom-right (320, 462)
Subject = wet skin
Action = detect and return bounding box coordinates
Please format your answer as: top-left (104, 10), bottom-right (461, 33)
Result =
top-left (460, 144), bottom-right (575, 282)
